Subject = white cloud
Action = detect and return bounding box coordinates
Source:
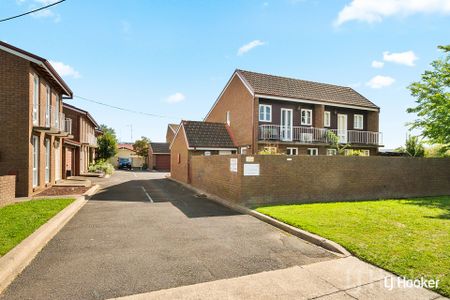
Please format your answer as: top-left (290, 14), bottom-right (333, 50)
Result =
top-left (383, 50), bottom-right (418, 66)
top-left (371, 60), bottom-right (384, 68)
top-left (366, 75), bottom-right (395, 89)
top-left (166, 92), bottom-right (186, 104)
top-left (335, 0), bottom-right (450, 26)
top-left (49, 61), bottom-right (81, 79)
top-left (23, 0), bottom-right (62, 22)
top-left (237, 40), bottom-right (265, 56)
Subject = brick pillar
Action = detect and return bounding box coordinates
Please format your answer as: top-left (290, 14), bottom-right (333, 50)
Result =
top-left (252, 97), bottom-right (260, 154)
top-left (314, 104), bottom-right (324, 128)
top-left (367, 111), bottom-right (379, 132)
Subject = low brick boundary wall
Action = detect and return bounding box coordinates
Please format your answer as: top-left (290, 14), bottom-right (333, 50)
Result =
top-left (0, 175), bottom-right (16, 207)
top-left (189, 155), bottom-right (450, 206)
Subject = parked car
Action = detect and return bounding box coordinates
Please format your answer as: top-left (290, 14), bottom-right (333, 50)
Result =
top-left (118, 157), bottom-right (132, 170)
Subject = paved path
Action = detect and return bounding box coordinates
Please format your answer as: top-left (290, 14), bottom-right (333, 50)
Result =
top-left (0, 171), bottom-right (336, 300)
top-left (112, 257), bottom-right (441, 300)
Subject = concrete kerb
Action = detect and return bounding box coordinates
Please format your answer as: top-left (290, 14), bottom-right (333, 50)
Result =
top-left (0, 196), bottom-right (88, 294)
top-left (167, 177), bottom-right (351, 257)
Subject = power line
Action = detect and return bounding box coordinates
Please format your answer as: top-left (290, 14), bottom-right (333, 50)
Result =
top-left (73, 95), bottom-right (181, 120)
top-left (0, 0), bottom-right (66, 23)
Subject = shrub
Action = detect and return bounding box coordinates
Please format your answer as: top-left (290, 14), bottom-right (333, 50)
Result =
top-left (89, 160), bottom-right (114, 175)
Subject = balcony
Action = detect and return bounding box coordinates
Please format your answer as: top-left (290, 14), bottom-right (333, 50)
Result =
top-left (259, 124), bottom-right (383, 146)
top-left (33, 105), bottom-right (70, 136)
top-left (82, 133), bottom-right (98, 147)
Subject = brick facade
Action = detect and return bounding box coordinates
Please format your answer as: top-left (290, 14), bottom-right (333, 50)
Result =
top-left (189, 155), bottom-right (450, 206)
top-left (0, 45), bottom-right (70, 196)
top-left (205, 75), bottom-right (255, 152)
top-left (0, 175), bottom-right (16, 207)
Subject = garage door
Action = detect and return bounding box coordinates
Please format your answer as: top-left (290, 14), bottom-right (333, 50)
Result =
top-left (155, 154), bottom-right (170, 171)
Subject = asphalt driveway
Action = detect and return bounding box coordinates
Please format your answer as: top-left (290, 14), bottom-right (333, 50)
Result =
top-left (1, 171), bottom-right (336, 300)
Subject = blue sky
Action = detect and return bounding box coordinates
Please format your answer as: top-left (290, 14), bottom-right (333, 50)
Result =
top-left (1, 0), bottom-right (450, 148)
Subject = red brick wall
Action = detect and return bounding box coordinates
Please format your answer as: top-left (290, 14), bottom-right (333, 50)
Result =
top-left (189, 155), bottom-right (450, 206)
top-left (0, 175), bottom-right (16, 207)
top-left (170, 126), bottom-right (190, 183)
top-left (0, 50), bottom-right (31, 196)
top-left (205, 75), bottom-right (254, 151)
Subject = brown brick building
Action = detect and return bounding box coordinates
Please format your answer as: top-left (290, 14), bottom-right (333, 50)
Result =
top-left (62, 103), bottom-right (100, 177)
top-left (0, 41), bottom-right (73, 196)
top-left (170, 121), bottom-right (237, 183)
top-left (205, 69), bottom-right (382, 156)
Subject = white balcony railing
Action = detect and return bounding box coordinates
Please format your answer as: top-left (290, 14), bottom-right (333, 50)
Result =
top-left (82, 133), bottom-right (97, 146)
top-left (259, 124), bottom-right (383, 146)
top-left (34, 105), bottom-right (66, 132)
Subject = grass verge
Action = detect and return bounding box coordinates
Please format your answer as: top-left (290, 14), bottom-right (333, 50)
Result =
top-left (0, 198), bottom-right (74, 256)
top-left (256, 196), bottom-right (450, 297)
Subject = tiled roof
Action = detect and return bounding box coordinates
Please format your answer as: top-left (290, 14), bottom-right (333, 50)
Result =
top-left (118, 143), bottom-right (135, 151)
top-left (236, 69), bottom-right (379, 109)
top-left (182, 121), bottom-right (236, 148)
top-left (150, 142), bottom-right (170, 154)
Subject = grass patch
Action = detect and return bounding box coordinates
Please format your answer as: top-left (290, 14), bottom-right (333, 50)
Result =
top-left (0, 198), bottom-right (74, 256)
top-left (256, 196), bottom-right (450, 297)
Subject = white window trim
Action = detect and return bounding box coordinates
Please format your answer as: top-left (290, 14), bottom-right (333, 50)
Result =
top-left (301, 109), bottom-right (313, 126)
top-left (354, 114), bottom-right (364, 130)
top-left (286, 147), bottom-right (298, 156)
top-left (344, 149), bottom-right (352, 156)
top-left (45, 138), bottom-right (50, 183)
top-left (226, 111), bottom-right (230, 126)
top-left (259, 104), bottom-right (272, 122)
top-left (32, 136), bottom-right (39, 187)
top-left (324, 111), bottom-right (331, 127)
top-left (362, 150), bottom-right (370, 156)
top-left (33, 75), bottom-right (39, 125)
top-left (307, 148), bottom-right (318, 156)
top-left (327, 148), bottom-right (337, 156)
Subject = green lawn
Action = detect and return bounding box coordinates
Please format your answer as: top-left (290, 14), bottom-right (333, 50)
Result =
top-left (0, 198), bottom-right (74, 256)
top-left (256, 196), bottom-right (450, 297)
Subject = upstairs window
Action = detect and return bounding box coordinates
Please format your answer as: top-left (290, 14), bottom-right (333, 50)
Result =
top-left (32, 75), bottom-right (39, 125)
top-left (259, 104), bottom-right (272, 122)
top-left (354, 114), bottom-right (364, 130)
top-left (301, 109), bottom-right (312, 125)
top-left (324, 111), bottom-right (331, 127)
top-left (226, 111), bottom-right (230, 125)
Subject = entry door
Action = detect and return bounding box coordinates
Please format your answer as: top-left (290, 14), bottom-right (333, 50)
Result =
top-left (337, 114), bottom-right (348, 143)
top-left (55, 141), bottom-right (61, 181)
top-left (280, 108), bottom-right (293, 141)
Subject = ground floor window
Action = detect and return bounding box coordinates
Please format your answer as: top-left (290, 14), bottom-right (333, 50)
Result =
top-left (361, 150), bottom-right (370, 156)
top-left (240, 147), bottom-right (247, 155)
top-left (263, 146), bottom-right (277, 154)
top-left (286, 147), bottom-right (298, 156)
top-left (307, 148), bottom-right (318, 156)
top-left (204, 151), bottom-right (211, 156)
top-left (219, 150), bottom-right (232, 155)
top-left (32, 135), bottom-right (39, 187)
top-left (327, 149), bottom-right (337, 156)
top-left (45, 138), bottom-right (51, 183)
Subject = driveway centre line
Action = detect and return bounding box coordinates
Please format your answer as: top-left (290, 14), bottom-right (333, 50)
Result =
top-left (141, 186), bottom-right (153, 203)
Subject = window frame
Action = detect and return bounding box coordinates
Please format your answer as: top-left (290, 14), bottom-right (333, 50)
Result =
top-left (361, 150), bottom-right (370, 156)
top-left (327, 148), bottom-right (337, 156)
top-left (32, 135), bottom-right (39, 187)
top-left (286, 147), bottom-right (298, 156)
top-left (324, 111), bottom-right (331, 127)
top-left (301, 109), bottom-right (313, 126)
top-left (226, 111), bottom-right (230, 126)
top-left (354, 114), bottom-right (364, 130)
top-left (259, 104), bottom-right (272, 122)
top-left (45, 138), bottom-right (51, 183)
top-left (307, 148), bottom-right (318, 156)
top-left (32, 75), bottom-right (39, 126)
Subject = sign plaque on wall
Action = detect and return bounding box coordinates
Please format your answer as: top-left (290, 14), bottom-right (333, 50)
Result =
top-left (244, 164), bottom-right (260, 176)
top-left (230, 158), bottom-right (238, 172)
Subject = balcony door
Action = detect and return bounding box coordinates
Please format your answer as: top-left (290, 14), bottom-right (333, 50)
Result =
top-left (337, 114), bottom-right (348, 143)
top-left (280, 108), bottom-right (293, 141)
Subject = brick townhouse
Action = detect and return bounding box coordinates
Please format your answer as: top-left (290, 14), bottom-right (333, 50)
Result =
top-left (205, 69), bottom-right (383, 156)
top-left (0, 41), bottom-right (73, 196)
top-left (62, 103), bottom-right (100, 177)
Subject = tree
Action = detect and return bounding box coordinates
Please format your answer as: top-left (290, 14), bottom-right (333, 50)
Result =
top-left (97, 125), bottom-right (118, 160)
top-left (133, 136), bottom-right (151, 158)
top-left (326, 131), bottom-right (350, 155)
top-left (407, 45), bottom-right (450, 151)
top-left (398, 135), bottom-right (425, 157)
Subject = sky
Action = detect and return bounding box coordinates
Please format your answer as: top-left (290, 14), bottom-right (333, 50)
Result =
top-left (1, 0), bottom-right (450, 148)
